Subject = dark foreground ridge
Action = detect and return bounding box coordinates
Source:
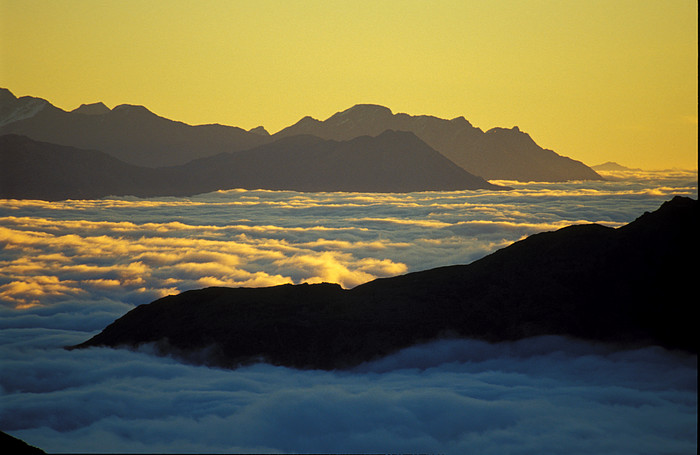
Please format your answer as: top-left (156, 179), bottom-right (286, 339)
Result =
top-left (71, 197), bottom-right (698, 369)
top-left (0, 431), bottom-right (45, 454)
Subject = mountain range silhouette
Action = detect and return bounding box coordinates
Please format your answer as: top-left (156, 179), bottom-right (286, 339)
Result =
top-left (1, 88), bottom-right (602, 195)
top-left (0, 132), bottom-right (506, 200)
top-left (275, 103), bottom-right (602, 182)
top-left (0, 88), bottom-right (268, 167)
top-left (71, 196), bottom-right (698, 370)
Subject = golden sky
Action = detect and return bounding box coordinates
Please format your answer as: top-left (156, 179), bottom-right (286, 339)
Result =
top-left (1, 0), bottom-right (697, 169)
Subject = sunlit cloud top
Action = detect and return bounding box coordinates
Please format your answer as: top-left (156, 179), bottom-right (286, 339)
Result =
top-left (1, 171), bottom-right (695, 310)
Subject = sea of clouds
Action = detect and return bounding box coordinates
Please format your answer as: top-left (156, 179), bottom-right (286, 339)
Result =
top-left (0, 169), bottom-right (697, 453)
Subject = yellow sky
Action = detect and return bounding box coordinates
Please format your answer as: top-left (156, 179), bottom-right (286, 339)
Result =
top-left (1, 0), bottom-right (697, 169)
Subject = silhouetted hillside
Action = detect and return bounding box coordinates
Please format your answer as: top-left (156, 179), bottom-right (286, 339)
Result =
top-left (0, 88), bottom-right (49, 127)
top-left (72, 197), bottom-right (697, 369)
top-left (0, 133), bottom-right (506, 200)
top-left (0, 431), bottom-right (45, 454)
top-left (0, 88), bottom-right (268, 167)
top-left (0, 134), bottom-right (179, 200)
top-left (179, 130), bottom-right (505, 193)
top-left (1, 89), bottom-right (602, 181)
top-left (71, 102), bottom-right (111, 115)
top-left (276, 104), bottom-right (603, 182)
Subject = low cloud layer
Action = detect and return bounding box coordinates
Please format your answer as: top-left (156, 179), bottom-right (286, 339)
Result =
top-left (1, 170), bottom-right (697, 453)
top-left (1, 333), bottom-right (696, 454)
top-left (1, 170), bottom-right (696, 310)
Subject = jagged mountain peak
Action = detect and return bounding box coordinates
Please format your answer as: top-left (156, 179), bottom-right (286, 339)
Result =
top-left (326, 104), bottom-right (394, 125)
top-left (0, 91), bottom-right (271, 167)
top-left (0, 88), bottom-right (49, 127)
top-left (248, 126), bottom-right (270, 136)
top-left (484, 125), bottom-right (539, 147)
top-left (294, 104), bottom-right (395, 140)
top-left (72, 102), bottom-right (111, 115)
top-left (449, 115), bottom-right (473, 127)
top-left (486, 126), bottom-right (522, 134)
top-left (333, 103), bottom-right (393, 117)
top-left (271, 102), bottom-right (601, 182)
top-left (111, 104), bottom-right (154, 115)
top-left (0, 87), bottom-right (17, 102)
top-left (295, 115), bottom-right (322, 125)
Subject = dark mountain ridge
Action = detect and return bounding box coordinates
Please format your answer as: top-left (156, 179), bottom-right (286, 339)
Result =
top-left (1, 88), bottom-right (601, 181)
top-left (0, 134), bottom-right (180, 200)
top-left (0, 431), bottom-right (45, 454)
top-left (0, 88), bottom-right (49, 127)
top-left (72, 196), bottom-right (698, 370)
top-left (178, 130), bottom-right (504, 193)
top-left (275, 104), bottom-right (603, 182)
top-left (0, 88), bottom-right (269, 167)
top-left (0, 133), bottom-right (506, 200)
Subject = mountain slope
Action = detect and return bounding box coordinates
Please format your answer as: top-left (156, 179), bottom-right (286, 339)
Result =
top-left (0, 88), bottom-right (50, 127)
top-left (72, 197), bottom-right (698, 369)
top-left (0, 134), bottom-right (179, 200)
top-left (0, 88), bottom-right (269, 167)
top-left (177, 130), bottom-right (506, 193)
top-left (275, 104), bottom-right (603, 182)
top-left (1, 133), bottom-right (506, 200)
top-left (0, 431), bottom-right (45, 454)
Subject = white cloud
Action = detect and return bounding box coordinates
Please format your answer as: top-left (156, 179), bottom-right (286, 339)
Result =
top-left (1, 335), bottom-right (696, 454)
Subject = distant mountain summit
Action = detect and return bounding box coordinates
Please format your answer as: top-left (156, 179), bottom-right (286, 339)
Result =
top-left (248, 126), bottom-right (270, 136)
top-left (324, 104), bottom-right (396, 137)
top-left (592, 161), bottom-right (641, 171)
top-left (276, 104), bottom-right (475, 142)
top-left (0, 88), bottom-right (49, 127)
top-left (0, 88), bottom-right (269, 167)
top-left (276, 104), bottom-right (603, 182)
top-left (71, 102), bottom-right (111, 115)
top-left (71, 196), bottom-right (697, 369)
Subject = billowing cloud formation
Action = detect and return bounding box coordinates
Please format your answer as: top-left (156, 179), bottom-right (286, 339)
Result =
top-left (0, 170), bottom-right (697, 453)
top-left (1, 170), bottom-right (696, 309)
top-left (1, 332), bottom-right (696, 454)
